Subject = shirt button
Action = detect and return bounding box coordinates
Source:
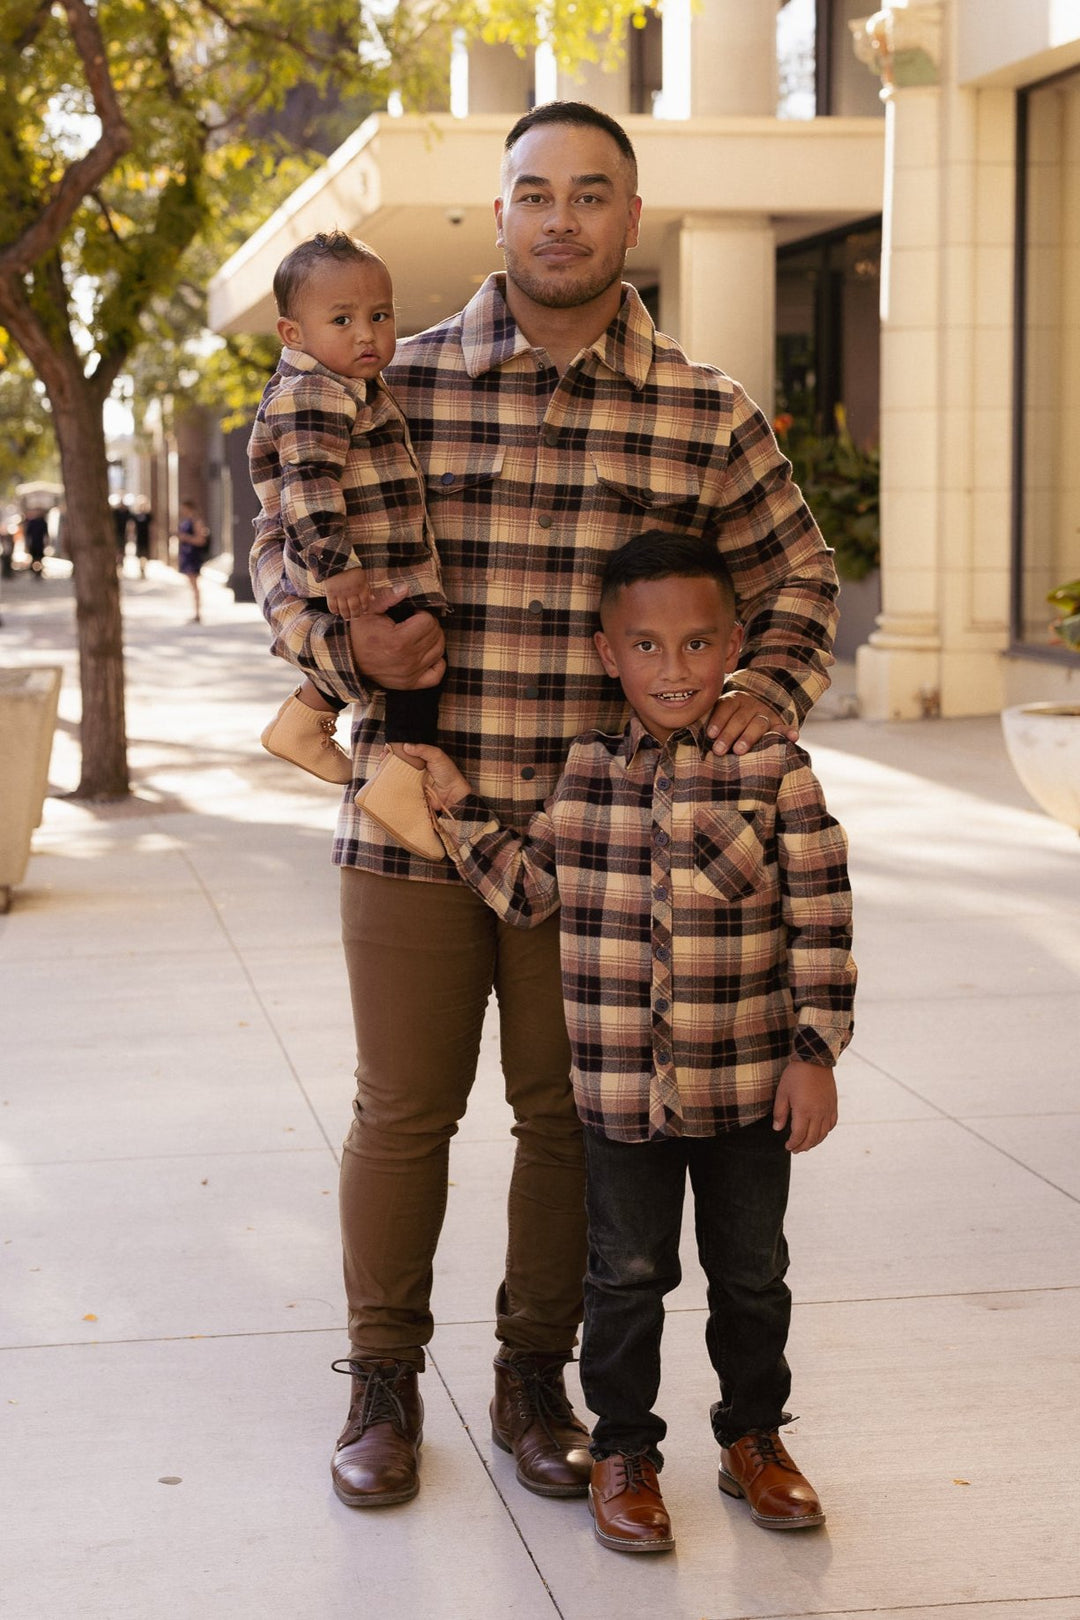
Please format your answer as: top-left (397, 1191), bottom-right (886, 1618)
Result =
top-left (654, 997), bottom-right (669, 1014)
top-left (439, 472), bottom-right (455, 486)
top-left (527, 599), bottom-right (544, 616)
top-left (655, 943), bottom-right (670, 961)
top-left (657, 777), bottom-right (671, 790)
top-left (525, 684), bottom-right (540, 699)
top-left (654, 828), bottom-right (669, 847)
top-left (537, 513), bottom-right (553, 529)
top-left (656, 1049), bottom-right (670, 1065)
top-left (542, 428), bottom-right (559, 447)
top-left (521, 766), bottom-right (536, 781)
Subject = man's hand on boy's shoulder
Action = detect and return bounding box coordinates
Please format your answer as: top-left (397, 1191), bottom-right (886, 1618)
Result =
top-left (772, 1060), bottom-right (838, 1154)
top-left (708, 690), bottom-right (797, 756)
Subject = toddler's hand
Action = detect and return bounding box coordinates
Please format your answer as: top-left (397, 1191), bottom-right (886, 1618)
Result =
top-left (403, 744), bottom-right (472, 809)
top-left (324, 565), bottom-right (372, 620)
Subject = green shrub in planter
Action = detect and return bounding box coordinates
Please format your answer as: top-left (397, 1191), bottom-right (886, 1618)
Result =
top-left (774, 405), bottom-right (880, 583)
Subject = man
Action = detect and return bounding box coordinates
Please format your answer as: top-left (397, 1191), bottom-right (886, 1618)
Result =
top-left (250, 101), bottom-right (839, 1511)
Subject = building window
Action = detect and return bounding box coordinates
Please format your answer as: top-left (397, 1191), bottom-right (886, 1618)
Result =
top-left (1013, 67), bottom-right (1080, 653)
top-left (776, 219), bottom-right (881, 448)
top-left (777, 0), bottom-right (884, 119)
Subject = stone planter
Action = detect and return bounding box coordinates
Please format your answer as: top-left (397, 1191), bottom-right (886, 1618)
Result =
top-left (1000, 702), bottom-right (1080, 832)
top-left (0, 665), bottom-right (63, 912)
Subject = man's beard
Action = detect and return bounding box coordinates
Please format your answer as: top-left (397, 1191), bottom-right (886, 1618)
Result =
top-left (502, 247), bottom-right (626, 311)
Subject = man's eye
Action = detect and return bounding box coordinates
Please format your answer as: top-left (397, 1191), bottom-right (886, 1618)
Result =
top-left (687, 639), bottom-right (708, 652)
top-left (635, 640), bottom-right (656, 654)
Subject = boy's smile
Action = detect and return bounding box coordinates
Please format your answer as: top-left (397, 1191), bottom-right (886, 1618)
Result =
top-left (594, 572), bottom-right (743, 744)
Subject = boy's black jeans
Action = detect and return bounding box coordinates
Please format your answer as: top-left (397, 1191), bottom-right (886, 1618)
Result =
top-left (580, 1112), bottom-right (793, 1469)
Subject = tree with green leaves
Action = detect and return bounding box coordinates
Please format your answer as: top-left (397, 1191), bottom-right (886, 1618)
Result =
top-left (0, 0), bottom-right (654, 799)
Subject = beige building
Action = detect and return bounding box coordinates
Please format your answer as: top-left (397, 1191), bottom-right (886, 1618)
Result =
top-left (208, 0), bottom-right (1080, 717)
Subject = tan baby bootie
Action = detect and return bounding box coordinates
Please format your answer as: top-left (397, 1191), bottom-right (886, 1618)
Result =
top-left (355, 751), bottom-right (446, 860)
top-left (260, 689), bottom-right (353, 784)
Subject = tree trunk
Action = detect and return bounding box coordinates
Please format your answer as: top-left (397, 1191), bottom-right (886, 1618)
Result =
top-left (52, 393), bottom-right (129, 800)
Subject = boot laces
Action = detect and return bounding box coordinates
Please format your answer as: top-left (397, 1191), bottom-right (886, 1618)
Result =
top-left (331, 1358), bottom-right (410, 1438)
top-left (511, 1360), bottom-right (576, 1440)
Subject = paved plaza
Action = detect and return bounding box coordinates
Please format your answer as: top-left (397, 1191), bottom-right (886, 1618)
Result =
top-left (1, 558), bottom-right (1078, 1619)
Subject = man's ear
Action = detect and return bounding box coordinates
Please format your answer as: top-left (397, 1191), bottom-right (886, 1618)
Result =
top-left (276, 314), bottom-right (301, 348)
top-left (493, 197), bottom-right (505, 247)
top-left (594, 627), bottom-right (620, 679)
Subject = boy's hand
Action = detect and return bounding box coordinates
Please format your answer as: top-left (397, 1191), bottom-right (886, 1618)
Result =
top-left (772, 1060), bottom-right (838, 1153)
top-left (348, 586), bottom-right (446, 690)
top-left (707, 690), bottom-right (796, 756)
top-left (324, 565), bottom-right (372, 619)
top-left (403, 743), bottom-right (472, 809)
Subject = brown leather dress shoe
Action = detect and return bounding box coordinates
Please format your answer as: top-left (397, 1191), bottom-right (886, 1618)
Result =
top-left (589, 1454), bottom-right (675, 1553)
top-left (330, 1358), bottom-right (423, 1507)
top-left (718, 1428), bottom-right (825, 1529)
top-left (491, 1352), bottom-right (592, 1498)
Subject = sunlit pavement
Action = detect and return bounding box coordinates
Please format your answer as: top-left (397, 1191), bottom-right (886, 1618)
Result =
top-left (2, 557), bottom-right (1078, 1620)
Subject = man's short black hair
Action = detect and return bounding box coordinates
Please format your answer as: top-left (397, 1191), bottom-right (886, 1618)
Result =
top-left (599, 531), bottom-right (737, 618)
top-left (503, 101), bottom-right (638, 190)
top-left (273, 231), bottom-right (383, 319)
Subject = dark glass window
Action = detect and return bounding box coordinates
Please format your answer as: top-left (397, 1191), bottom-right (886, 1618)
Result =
top-left (1013, 68), bottom-right (1080, 654)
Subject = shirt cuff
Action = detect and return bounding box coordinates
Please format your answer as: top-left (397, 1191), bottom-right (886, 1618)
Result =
top-left (792, 1018), bottom-right (851, 1068)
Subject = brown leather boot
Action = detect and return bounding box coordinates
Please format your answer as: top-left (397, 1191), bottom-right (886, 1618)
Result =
top-left (490, 1352), bottom-right (592, 1498)
top-left (589, 1453), bottom-right (675, 1553)
top-left (718, 1428), bottom-right (825, 1529)
top-left (330, 1358), bottom-right (423, 1507)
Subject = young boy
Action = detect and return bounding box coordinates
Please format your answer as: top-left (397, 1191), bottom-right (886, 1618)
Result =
top-left (250, 230), bottom-right (447, 860)
top-left (409, 531), bottom-right (855, 1554)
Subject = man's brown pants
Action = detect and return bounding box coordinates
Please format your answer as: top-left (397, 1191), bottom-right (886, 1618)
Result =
top-left (339, 869), bottom-right (586, 1366)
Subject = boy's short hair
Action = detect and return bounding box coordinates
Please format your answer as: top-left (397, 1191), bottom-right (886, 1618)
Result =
top-left (599, 531), bottom-right (737, 619)
top-left (503, 100), bottom-right (638, 192)
top-left (273, 232), bottom-right (383, 319)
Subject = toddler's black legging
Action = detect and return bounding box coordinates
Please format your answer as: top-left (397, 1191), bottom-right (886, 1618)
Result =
top-left (309, 597), bottom-right (443, 744)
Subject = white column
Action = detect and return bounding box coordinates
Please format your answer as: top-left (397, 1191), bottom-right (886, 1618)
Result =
top-left (465, 42), bottom-right (533, 114)
top-left (661, 213), bottom-right (775, 413)
top-left (853, 0), bottom-right (1014, 718)
top-left (690, 0), bottom-right (776, 116)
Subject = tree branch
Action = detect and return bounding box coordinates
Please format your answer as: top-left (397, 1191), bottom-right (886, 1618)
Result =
top-left (0, 0), bottom-right (132, 278)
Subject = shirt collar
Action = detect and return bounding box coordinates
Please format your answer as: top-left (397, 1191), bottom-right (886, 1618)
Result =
top-left (280, 346), bottom-right (374, 404)
top-left (460, 274), bottom-right (656, 390)
top-left (622, 711), bottom-right (715, 768)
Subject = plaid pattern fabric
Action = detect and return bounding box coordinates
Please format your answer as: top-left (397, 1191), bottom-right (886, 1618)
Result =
top-left (436, 718), bottom-right (855, 1142)
top-left (250, 275), bottom-right (839, 881)
top-left (248, 348), bottom-right (445, 608)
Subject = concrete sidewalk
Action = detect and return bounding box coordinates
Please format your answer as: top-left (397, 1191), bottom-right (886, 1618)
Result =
top-left (1, 558), bottom-right (1078, 1620)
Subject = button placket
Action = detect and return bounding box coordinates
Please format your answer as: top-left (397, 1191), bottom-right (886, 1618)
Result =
top-left (649, 745), bottom-right (681, 1123)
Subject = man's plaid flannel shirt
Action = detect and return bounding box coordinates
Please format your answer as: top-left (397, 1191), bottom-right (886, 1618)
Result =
top-left (434, 717), bottom-right (855, 1142)
top-left (250, 275), bottom-right (839, 881)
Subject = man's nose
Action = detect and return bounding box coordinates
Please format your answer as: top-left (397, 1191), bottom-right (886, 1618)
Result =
top-left (543, 200), bottom-right (578, 234)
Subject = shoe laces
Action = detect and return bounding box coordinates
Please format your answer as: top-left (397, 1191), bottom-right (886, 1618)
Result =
top-left (744, 1428), bottom-right (796, 1472)
top-left (507, 1358), bottom-right (576, 1438)
top-left (613, 1452), bottom-right (653, 1494)
top-left (331, 1358), bottom-right (411, 1438)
